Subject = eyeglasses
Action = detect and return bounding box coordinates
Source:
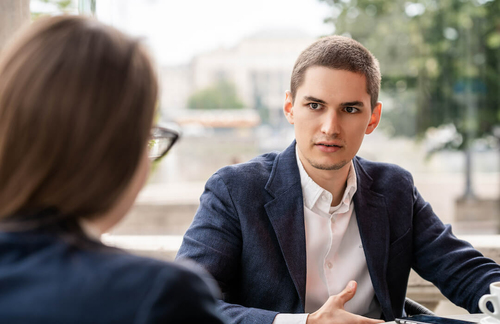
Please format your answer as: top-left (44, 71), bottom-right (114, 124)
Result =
top-left (148, 126), bottom-right (179, 161)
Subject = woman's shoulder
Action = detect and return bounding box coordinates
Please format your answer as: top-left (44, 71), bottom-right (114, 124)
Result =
top-left (81, 247), bottom-right (218, 291)
top-left (0, 230), bottom-right (210, 287)
top-left (92, 251), bottom-right (225, 323)
top-left (77, 243), bottom-right (213, 289)
top-left (0, 232), bottom-right (225, 323)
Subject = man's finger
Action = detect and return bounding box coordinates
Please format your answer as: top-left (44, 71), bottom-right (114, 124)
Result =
top-left (336, 280), bottom-right (357, 305)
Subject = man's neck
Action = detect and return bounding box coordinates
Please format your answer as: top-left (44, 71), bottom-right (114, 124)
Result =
top-left (299, 157), bottom-right (351, 207)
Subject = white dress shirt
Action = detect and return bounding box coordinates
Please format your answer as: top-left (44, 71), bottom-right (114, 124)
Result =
top-left (272, 149), bottom-right (380, 324)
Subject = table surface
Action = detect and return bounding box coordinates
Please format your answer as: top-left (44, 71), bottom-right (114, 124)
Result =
top-left (386, 314), bottom-right (488, 323)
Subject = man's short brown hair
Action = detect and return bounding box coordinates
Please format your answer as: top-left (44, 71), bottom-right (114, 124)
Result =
top-left (290, 35), bottom-right (381, 109)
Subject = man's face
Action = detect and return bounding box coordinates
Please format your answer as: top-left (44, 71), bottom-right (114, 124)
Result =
top-left (284, 66), bottom-right (381, 173)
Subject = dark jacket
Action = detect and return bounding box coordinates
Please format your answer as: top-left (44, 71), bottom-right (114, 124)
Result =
top-left (0, 227), bottom-right (227, 324)
top-left (177, 141), bottom-right (500, 323)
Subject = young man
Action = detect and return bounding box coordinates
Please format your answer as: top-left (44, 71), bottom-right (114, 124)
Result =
top-left (177, 36), bottom-right (500, 324)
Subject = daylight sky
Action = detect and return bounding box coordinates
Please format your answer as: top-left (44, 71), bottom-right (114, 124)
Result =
top-left (95, 0), bottom-right (333, 66)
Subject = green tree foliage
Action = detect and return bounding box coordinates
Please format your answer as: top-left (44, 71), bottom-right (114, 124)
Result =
top-left (187, 80), bottom-right (245, 110)
top-left (320, 0), bottom-right (500, 149)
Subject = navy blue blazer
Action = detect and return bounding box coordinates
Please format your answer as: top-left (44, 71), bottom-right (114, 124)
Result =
top-left (0, 228), bottom-right (227, 324)
top-left (177, 141), bottom-right (500, 323)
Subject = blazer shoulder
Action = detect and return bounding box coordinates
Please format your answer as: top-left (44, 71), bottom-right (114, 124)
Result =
top-left (92, 247), bottom-right (201, 282)
top-left (212, 151), bottom-right (278, 186)
top-left (133, 258), bottom-right (225, 323)
top-left (0, 234), bottom-right (222, 324)
top-left (355, 156), bottom-right (414, 189)
top-left (83, 249), bottom-right (223, 318)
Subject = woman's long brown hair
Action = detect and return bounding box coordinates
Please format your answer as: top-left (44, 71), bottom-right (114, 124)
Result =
top-left (0, 16), bottom-right (157, 231)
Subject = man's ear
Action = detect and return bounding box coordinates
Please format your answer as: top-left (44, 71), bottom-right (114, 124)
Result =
top-left (283, 91), bottom-right (294, 125)
top-left (365, 102), bottom-right (382, 135)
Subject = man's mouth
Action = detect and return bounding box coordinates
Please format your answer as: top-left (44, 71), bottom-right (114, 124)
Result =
top-left (315, 142), bottom-right (343, 152)
top-left (317, 143), bottom-right (342, 148)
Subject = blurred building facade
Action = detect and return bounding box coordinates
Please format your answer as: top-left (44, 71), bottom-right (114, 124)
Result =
top-left (160, 30), bottom-right (316, 126)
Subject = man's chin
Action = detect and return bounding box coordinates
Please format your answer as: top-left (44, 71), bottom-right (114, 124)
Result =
top-left (310, 159), bottom-right (349, 171)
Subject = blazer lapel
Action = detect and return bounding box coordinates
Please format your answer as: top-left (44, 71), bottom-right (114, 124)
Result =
top-left (264, 142), bottom-right (307, 311)
top-left (353, 157), bottom-right (394, 320)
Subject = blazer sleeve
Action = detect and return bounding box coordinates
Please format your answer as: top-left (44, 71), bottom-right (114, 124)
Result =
top-left (176, 173), bottom-right (279, 324)
top-left (134, 263), bottom-right (228, 324)
top-left (410, 178), bottom-right (500, 313)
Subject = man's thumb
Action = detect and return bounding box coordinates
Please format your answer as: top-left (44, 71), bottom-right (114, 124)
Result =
top-left (338, 280), bottom-right (357, 304)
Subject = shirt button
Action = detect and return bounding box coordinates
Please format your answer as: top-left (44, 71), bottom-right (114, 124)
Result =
top-left (327, 262), bottom-right (333, 269)
top-left (322, 195), bottom-right (327, 201)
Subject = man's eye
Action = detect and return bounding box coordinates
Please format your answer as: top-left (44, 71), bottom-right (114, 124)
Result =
top-left (345, 107), bottom-right (358, 113)
top-left (309, 103), bottom-right (321, 110)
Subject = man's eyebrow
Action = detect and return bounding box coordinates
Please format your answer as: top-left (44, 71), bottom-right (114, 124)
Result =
top-left (303, 96), bottom-right (327, 104)
top-left (341, 101), bottom-right (364, 107)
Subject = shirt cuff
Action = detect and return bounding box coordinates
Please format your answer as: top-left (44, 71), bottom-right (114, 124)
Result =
top-left (272, 313), bottom-right (309, 324)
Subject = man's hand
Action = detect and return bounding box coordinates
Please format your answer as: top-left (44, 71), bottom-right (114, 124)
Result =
top-left (306, 281), bottom-right (385, 324)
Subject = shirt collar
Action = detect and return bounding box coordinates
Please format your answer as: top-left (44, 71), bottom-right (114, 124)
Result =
top-left (295, 145), bottom-right (357, 212)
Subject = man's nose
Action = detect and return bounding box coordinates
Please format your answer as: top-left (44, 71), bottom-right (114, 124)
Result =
top-left (320, 111), bottom-right (341, 136)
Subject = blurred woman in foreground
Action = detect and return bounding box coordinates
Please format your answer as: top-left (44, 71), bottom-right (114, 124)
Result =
top-left (0, 15), bottom-right (226, 324)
